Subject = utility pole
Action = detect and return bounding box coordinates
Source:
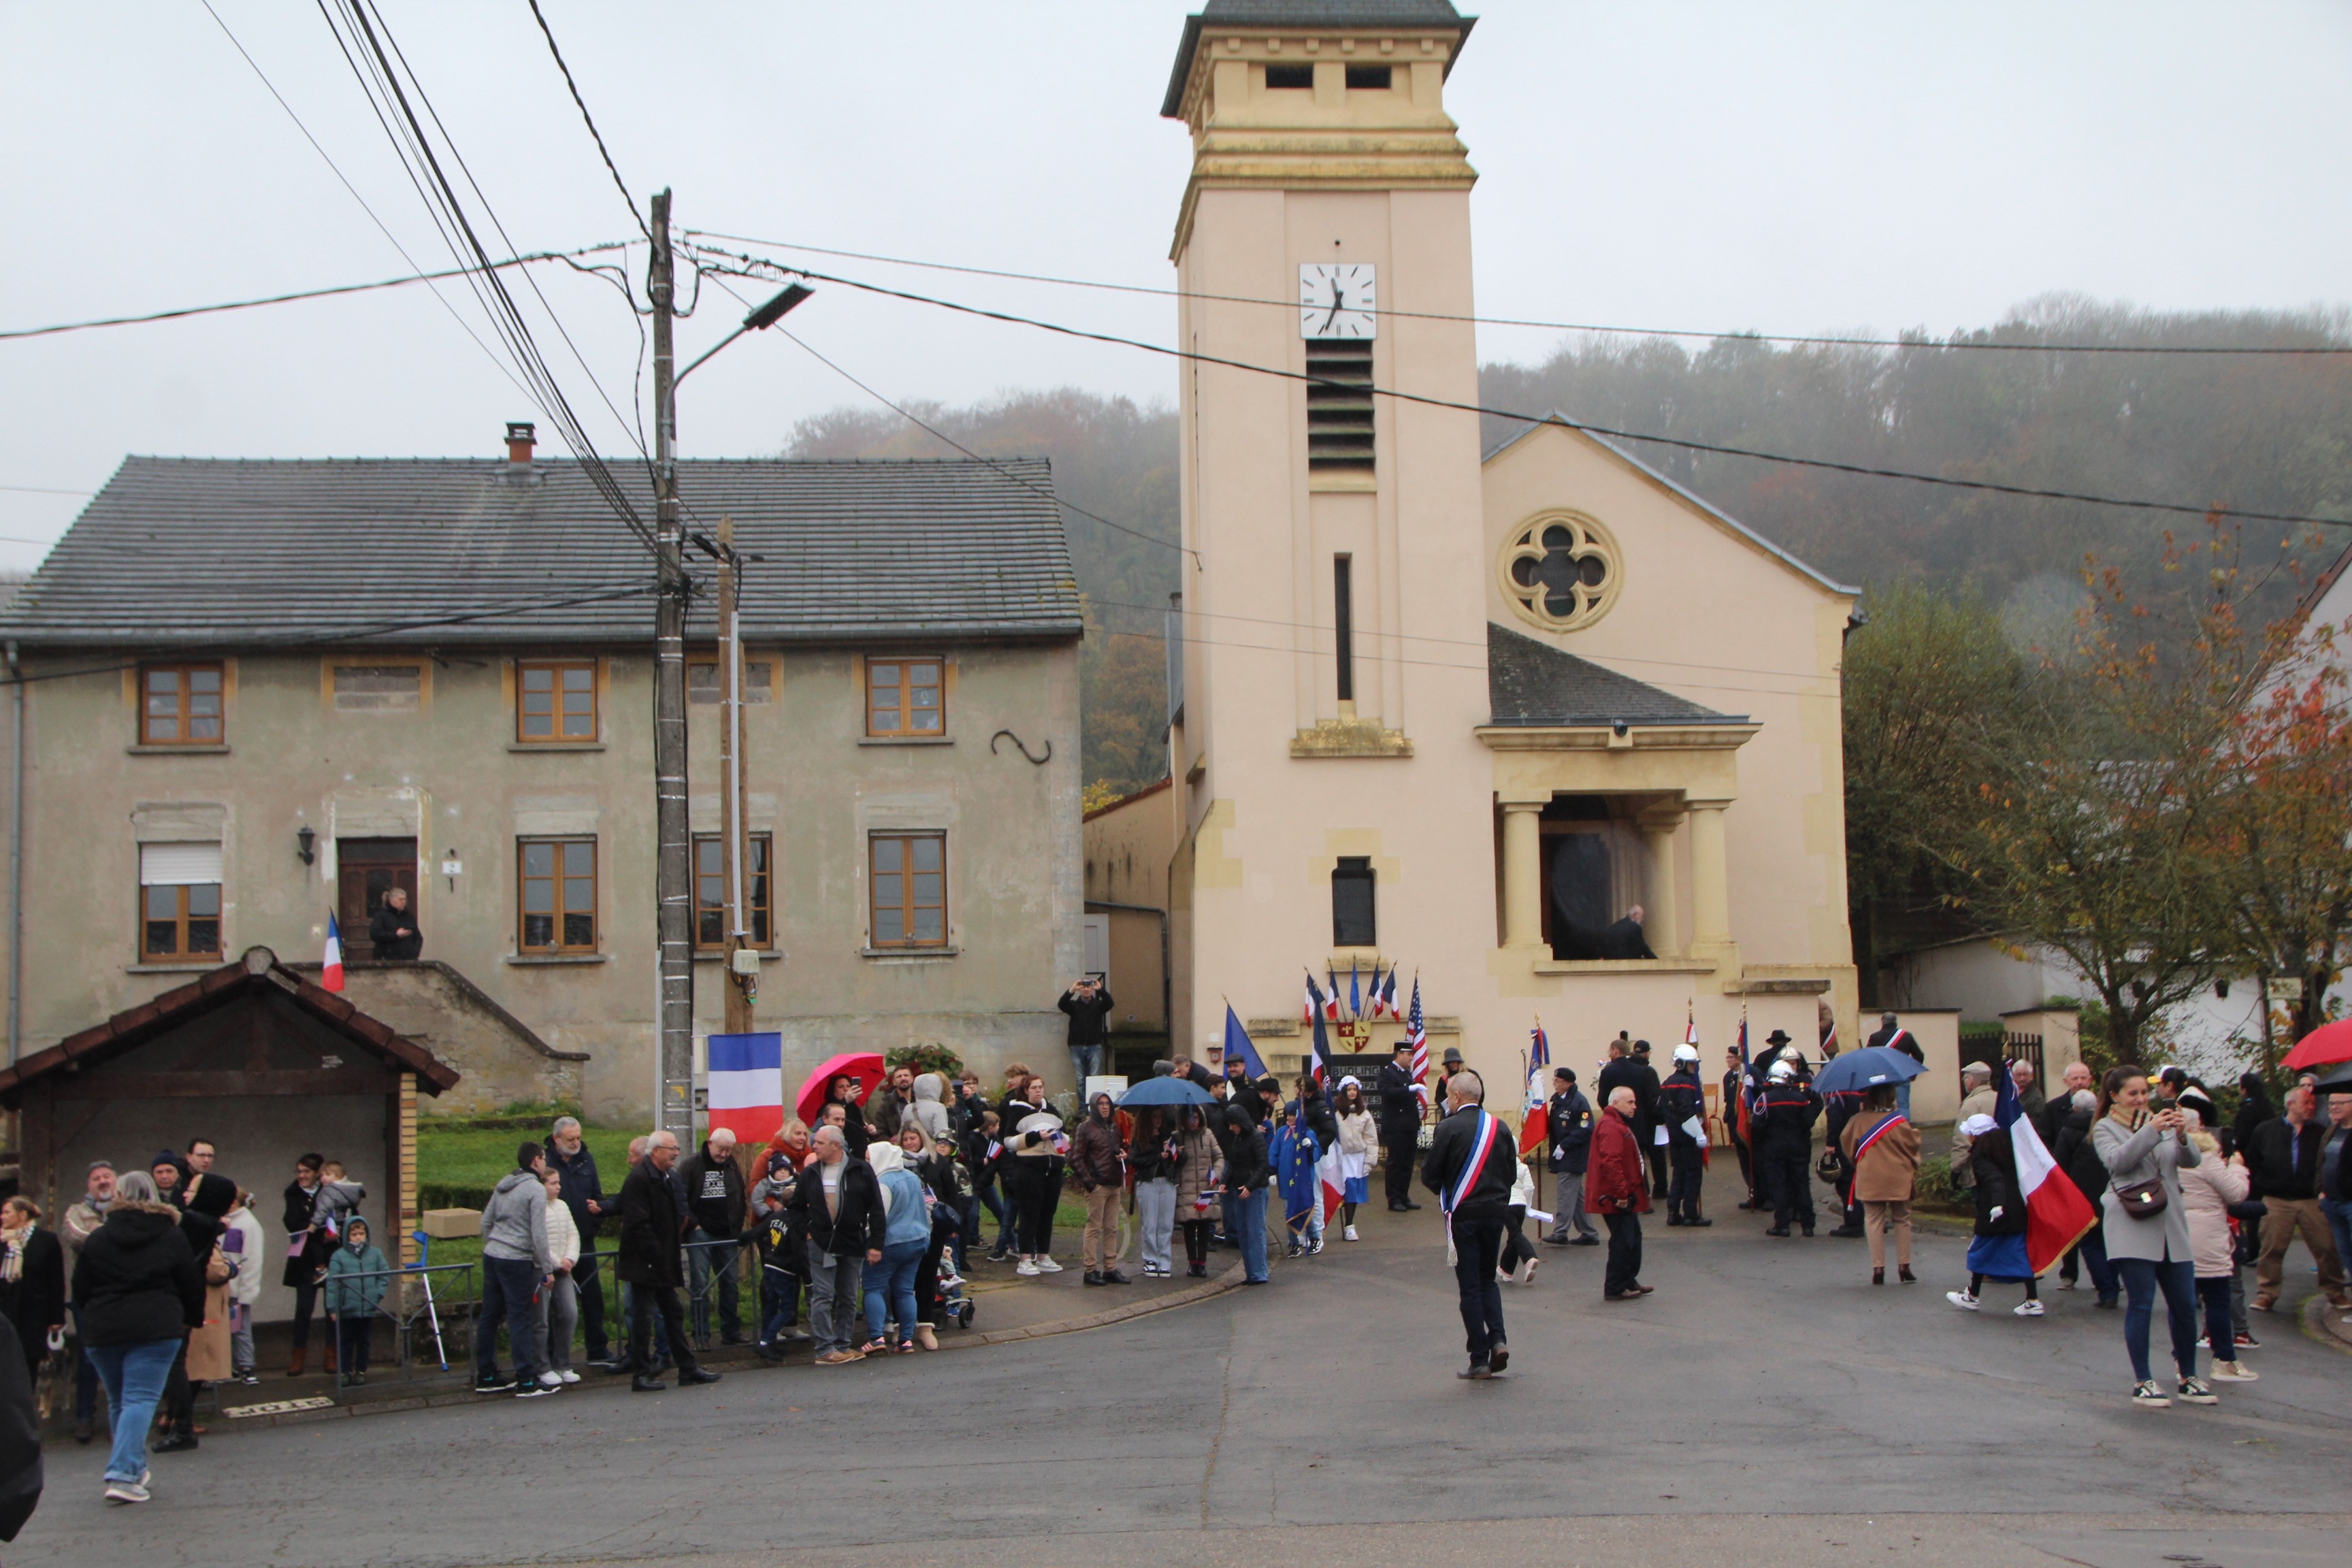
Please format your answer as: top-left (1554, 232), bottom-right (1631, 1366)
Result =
top-left (718, 514), bottom-right (755, 1033)
top-left (649, 188), bottom-right (695, 1140)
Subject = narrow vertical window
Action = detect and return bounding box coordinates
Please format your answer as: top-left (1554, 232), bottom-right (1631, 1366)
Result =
top-left (869, 831), bottom-right (947, 948)
top-left (519, 837), bottom-right (598, 953)
top-left (138, 842), bottom-right (224, 962)
top-left (1331, 855), bottom-right (1376, 948)
top-left (1333, 555), bottom-right (1356, 703)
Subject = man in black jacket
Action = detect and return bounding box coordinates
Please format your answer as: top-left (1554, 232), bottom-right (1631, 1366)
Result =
top-left (2245, 1086), bottom-right (2350, 1313)
top-left (676, 1130), bottom-right (748, 1345)
top-left (1058, 977), bottom-right (1115, 1083)
top-left (1375, 1043), bottom-right (1424, 1212)
top-left (1659, 1045), bottom-right (1712, 1227)
top-left (1624, 1041), bottom-right (1666, 1198)
top-left (1221, 1101), bottom-right (1273, 1285)
top-left (1756, 1061), bottom-right (1823, 1237)
top-left (786, 1125), bottom-right (887, 1363)
top-left (616, 1131), bottom-right (720, 1392)
top-left (1420, 1069), bottom-right (1515, 1379)
top-left (1722, 1047), bottom-right (1757, 1209)
top-left (368, 886), bottom-right (423, 960)
top-left (1542, 1068), bottom-right (1597, 1245)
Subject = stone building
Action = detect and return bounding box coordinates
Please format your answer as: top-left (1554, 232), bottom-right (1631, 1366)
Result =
top-left (0, 441), bottom-right (1084, 1126)
top-left (1141, 1), bottom-right (1861, 1091)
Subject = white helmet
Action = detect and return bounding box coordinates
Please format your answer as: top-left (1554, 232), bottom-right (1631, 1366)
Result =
top-left (1767, 1058), bottom-right (1797, 1083)
top-left (1672, 1043), bottom-right (1699, 1064)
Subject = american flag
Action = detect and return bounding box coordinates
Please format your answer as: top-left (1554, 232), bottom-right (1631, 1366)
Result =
top-left (1406, 974), bottom-right (1429, 1110)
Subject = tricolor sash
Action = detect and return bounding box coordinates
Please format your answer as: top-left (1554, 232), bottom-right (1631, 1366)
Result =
top-left (1442, 1109), bottom-right (1501, 1217)
top-left (1852, 1111), bottom-right (1908, 1161)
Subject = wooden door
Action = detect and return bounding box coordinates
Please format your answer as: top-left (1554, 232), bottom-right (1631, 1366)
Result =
top-left (337, 838), bottom-right (418, 958)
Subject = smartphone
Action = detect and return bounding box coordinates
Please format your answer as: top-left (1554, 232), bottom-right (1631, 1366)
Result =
top-left (2152, 1095), bottom-right (2178, 1115)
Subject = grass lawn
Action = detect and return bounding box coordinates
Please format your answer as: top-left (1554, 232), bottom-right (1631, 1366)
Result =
top-left (414, 1118), bottom-right (639, 1209)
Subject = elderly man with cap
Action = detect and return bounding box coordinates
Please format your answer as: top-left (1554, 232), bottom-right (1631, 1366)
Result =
top-left (1950, 1062), bottom-right (1998, 1192)
top-left (1376, 1041), bottom-right (1426, 1213)
top-left (1757, 1056), bottom-right (1823, 1237)
top-left (1659, 1043), bottom-right (1712, 1226)
top-left (1543, 1067), bottom-right (1598, 1245)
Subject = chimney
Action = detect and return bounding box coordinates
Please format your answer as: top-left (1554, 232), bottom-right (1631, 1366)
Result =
top-left (505, 421), bottom-right (536, 472)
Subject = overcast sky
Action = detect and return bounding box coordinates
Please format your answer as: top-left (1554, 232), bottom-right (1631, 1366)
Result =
top-left (3, 1), bottom-right (2347, 564)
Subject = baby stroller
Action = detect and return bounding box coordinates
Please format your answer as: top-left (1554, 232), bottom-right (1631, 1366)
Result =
top-left (932, 1257), bottom-right (976, 1330)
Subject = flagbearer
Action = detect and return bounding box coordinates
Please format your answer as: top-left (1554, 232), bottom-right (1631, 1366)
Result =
top-left (1661, 1045), bottom-right (1711, 1227)
top-left (1378, 1043), bottom-right (1424, 1213)
top-left (1421, 1070), bottom-right (1514, 1379)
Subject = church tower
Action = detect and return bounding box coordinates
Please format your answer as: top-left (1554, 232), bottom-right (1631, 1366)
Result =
top-left (1162, 2), bottom-right (1495, 1060)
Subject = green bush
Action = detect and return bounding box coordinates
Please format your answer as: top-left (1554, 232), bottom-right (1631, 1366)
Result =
top-left (889, 1042), bottom-right (965, 1079)
top-left (1915, 1153), bottom-right (1962, 1208)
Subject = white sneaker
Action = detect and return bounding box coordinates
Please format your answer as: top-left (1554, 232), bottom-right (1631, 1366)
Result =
top-left (105, 1480), bottom-right (151, 1505)
top-left (2175, 1375), bottom-right (2219, 1405)
top-left (2208, 1361), bottom-right (2259, 1382)
top-left (1343, 1225), bottom-right (1359, 1241)
top-left (1034, 1256), bottom-right (1064, 1273)
top-left (538, 1371), bottom-right (562, 1388)
top-left (1015, 1259), bottom-right (1041, 1277)
top-left (2130, 1379), bottom-right (2170, 1409)
top-left (1946, 1290), bottom-right (1979, 1311)
top-left (558, 1369), bottom-right (581, 1384)
top-left (2014, 1298), bottom-right (2044, 1318)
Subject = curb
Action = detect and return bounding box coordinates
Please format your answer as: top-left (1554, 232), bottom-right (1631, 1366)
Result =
top-left (101, 1262), bottom-right (1248, 1436)
top-left (2302, 1292), bottom-right (2352, 1357)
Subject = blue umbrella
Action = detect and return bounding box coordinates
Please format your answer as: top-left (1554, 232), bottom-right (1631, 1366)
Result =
top-left (1117, 1076), bottom-right (1215, 1108)
top-left (1814, 1045), bottom-right (1927, 1096)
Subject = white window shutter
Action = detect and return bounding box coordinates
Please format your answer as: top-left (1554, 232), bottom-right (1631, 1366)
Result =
top-left (140, 842), bottom-right (223, 885)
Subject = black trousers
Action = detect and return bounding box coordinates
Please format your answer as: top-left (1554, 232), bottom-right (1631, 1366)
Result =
top-left (1498, 1205), bottom-right (1535, 1273)
top-left (1003, 1161), bottom-right (1059, 1254)
top-left (1645, 1139), bottom-right (1669, 1196)
top-left (288, 1277), bottom-right (321, 1352)
top-left (1603, 1211), bottom-right (1643, 1295)
top-left (1730, 1132), bottom-right (1754, 1202)
top-left (572, 1250), bottom-right (610, 1359)
top-left (1180, 1218), bottom-right (1213, 1267)
top-left (1762, 1146), bottom-right (1815, 1230)
top-left (1449, 1214), bottom-right (1506, 1362)
top-left (1384, 1132), bottom-right (1418, 1205)
top-left (627, 1281), bottom-right (699, 1376)
top-left (1667, 1149), bottom-right (1704, 1220)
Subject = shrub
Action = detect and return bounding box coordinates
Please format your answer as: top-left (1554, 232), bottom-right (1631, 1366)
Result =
top-left (1915, 1153), bottom-right (1963, 1208)
top-left (889, 1042), bottom-right (965, 1079)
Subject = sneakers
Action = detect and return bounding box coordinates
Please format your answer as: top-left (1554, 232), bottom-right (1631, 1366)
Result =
top-left (558, 1369), bottom-right (581, 1384)
top-left (1033, 1256), bottom-right (1064, 1273)
top-left (105, 1480), bottom-right (152, 1505)
top-left (1343, 1225), bottom-right (1359, 1241)
top-left (1458, 1360), bottom-right (1492, 1380)
top-left (538, 1371), bottom-right (563, 1389)
top-left (2014, 1298), bottom-right (2045, 1318)
top-left (514, 1384), bottom-right (555, 1399)
top-left (2176, 1376), bottom-right (2219, 1405)
top-left (1015, 1259), bottom-right (1041, 1277)
top-left (813, 1350), bottom-right (863, 1367)
top-left (2209, 1361), bottom-right (2259, 1382)
top-left (1309, 1233), bottom-right (1326, 1255)
top-left (1288, 1243), bottom-right (1305, 1260)
top-left (2234, 1329), bottom-right (2260, 1350)
top-left (1946, 1290), bottom-right (1979, 1311)
top-left (2131, 1379), bottom-right (2171, 1409)
top-left (474, 1375), bottom-right (517, 1394)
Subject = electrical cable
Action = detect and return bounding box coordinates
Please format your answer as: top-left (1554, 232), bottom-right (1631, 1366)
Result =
top-left (0, 244), bottom-right (634, 344)
top-left (525, 0), bottom-right (651, 241)
top-left (689, 245), bottom-right (2352, 536)
top-left (684, 229), bottom-right (2352, 359)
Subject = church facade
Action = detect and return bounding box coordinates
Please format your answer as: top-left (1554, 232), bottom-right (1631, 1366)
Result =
top-left (1154, 1), bottom-right (1859, 1090)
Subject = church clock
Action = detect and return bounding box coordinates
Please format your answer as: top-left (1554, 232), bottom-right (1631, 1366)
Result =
top-left (1298, 263), bottom-right (1377, 339)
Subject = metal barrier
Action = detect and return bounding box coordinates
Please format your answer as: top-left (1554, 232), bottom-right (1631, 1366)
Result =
top-left (327, 1260), bottom-right (478, 1392)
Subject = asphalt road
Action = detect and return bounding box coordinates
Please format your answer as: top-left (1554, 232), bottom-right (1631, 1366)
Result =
top-left (16, 1195), bottom-right (2350, 1568)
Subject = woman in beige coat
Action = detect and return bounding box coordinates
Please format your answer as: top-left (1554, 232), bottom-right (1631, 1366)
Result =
top-left (1840, 1084), bottom-right (1921, 1285)
top-left (2177, 1121), bottom-right (2255, 1384)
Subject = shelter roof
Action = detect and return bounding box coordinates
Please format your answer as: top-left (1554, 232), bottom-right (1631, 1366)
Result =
top-left (1486, 621), bottom-right (1746, 728)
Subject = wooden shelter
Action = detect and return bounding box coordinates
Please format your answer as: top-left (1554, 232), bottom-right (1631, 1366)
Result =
top-left (0, 946), bottom-right (459, 1306)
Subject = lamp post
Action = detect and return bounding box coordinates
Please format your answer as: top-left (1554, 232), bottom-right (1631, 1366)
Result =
top-left (647, 185), bottom-right (809, 1138)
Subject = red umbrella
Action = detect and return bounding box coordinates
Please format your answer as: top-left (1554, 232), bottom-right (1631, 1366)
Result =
top-left (794, 1051), bottom-right (885, 1126)
top-left (2281, 1018), bottom-right (2352, 1072)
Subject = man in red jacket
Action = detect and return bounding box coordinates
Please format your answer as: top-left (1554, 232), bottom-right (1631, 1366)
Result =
top-left (1589, 1086), bottom-right (1654, 1301)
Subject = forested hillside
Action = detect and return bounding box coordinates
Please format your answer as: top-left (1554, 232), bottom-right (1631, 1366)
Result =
top-left (783, 297), bottom-right (2352, 798)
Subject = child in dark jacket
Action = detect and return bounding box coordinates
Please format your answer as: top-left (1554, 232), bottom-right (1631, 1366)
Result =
top-left (322, 1217), bottom-right (389, 1381)
top-left (1948, 1120), bottom-right (2042, 1318)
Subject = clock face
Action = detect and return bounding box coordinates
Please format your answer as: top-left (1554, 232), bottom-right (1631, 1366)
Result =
top-left (1299, 263), bottom-right (1377, 340)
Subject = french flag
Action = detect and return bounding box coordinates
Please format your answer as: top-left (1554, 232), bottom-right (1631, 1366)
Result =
top-left (321, 915), bottom-right (345, 994)
top-left (705, 1032), bottom-right (785, 1148)
top-left (1995, 1058), bottom-right (2096, 1275)
top-left (1373, 964), bottom-right (1398, 1020)
top-left (1520, 1022), bottom-right (1551, 1158)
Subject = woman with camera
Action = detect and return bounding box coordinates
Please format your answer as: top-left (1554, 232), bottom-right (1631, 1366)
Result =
top-left (2091, 1065), bottom-right (2215, 1410)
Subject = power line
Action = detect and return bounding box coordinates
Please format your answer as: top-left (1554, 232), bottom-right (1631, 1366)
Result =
top-left (691, 246), bottom-right (2352, 536)
top-left (525, 0), bottom-right (650, 241)
top-left (0, 244), bottom-right (632, 343)
top-left (685, 229), bottom-right (2352, 359)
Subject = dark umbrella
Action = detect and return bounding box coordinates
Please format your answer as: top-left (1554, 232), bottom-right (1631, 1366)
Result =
top-left (1813, 1045), bottom-right (1928, 1096)
top-left (1117, 1077), bottom-right (1215, 1108)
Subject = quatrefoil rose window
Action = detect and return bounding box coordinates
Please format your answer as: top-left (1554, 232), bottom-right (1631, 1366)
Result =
top-left (1500, 510), bottom-right (1622, 632)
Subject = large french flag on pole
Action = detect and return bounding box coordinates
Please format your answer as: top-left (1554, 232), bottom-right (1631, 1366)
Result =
top-left (1995, 1058), bottom-right (2095, 1275)
top-left (321, 915), bottom-right (346, 994)
top-left (705, 1032), bottom-right (785, 1147)
top-left (1520, 1022), bottom-right (1551, 1158)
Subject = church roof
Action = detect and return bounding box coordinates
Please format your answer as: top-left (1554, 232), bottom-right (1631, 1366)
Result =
top-left (1163, 1), bottom-right (1476, 118)
top-left (1486, 621), bottom-right (1746, 728)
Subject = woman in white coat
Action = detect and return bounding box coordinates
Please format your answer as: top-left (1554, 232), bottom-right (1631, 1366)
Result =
top-left (2176, 1116), bottom-right (2256, 1384)
top-left (1332, 1078), bottom-right (1378, 1241)
top-left (2091, 1065), bottom-right (2215, 1410)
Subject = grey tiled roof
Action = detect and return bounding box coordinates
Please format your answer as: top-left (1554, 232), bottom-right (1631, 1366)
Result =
top-left (2, 456), bottom-right (1083, 649)
top-left (1486, 622), bottom-right (1746, 728)
top-left (1163, 1), bottom-right (1475, 116)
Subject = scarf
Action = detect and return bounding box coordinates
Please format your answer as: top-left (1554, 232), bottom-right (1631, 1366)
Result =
top-left (0, 1222), bottom-right (30, 1283)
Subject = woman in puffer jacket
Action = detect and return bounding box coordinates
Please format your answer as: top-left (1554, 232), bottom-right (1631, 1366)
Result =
top-left (2177, 1120), bottom-right (2255, 1384)
top-left (1171, 1107), bottom-right (1224, 1280)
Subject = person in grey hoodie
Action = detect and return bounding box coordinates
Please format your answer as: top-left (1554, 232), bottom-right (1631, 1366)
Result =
top-left (908, 1073), bottom-right (951, 1144)
top-left (474, 1143), bottom-right (555, 1397)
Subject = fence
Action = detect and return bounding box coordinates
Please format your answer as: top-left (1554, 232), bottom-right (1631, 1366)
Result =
top-left (1957, 1026), bottom-right (2045, 1095)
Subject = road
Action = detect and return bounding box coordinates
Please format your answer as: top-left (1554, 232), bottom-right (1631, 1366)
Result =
top-left (16, 1193), bottom-right (2349, 1568)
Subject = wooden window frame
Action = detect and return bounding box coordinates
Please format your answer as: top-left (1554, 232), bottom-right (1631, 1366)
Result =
top-left (515, 659), bottom-right (599, 744)
top-left (140, 880), bottom-right (223, 964)
top-left (865, 655), bottom-right (945, 738)
top-left (693, 832), bottom-right (773, 951)
top-left (139, 662), bottom-right (226, 746)
top-left (867, 830), bottom-right (947, 949)
top-left (517, 836), bottom-right (599, 955)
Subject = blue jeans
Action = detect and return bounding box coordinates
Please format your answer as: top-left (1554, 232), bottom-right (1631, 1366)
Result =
top-left (2325, 1200), bottom-right (2352, 1290)
top-left (475, 1254), bottom-right (542, 1382)
top-left (1070, 1044), bottom-right (1104, 1084)
top-left (685, 1230), bottom-right (741, 1341)
top-left (2114, 1255), bottom-right (2200, 1384)
top-left (863, 1238), bottom-right (926, 1345)
top-left (1895, 1081), bottom-right (1912, 1119)
top-left (2065, 1223), bottom-right (2119, 1301)
top-left (87, 1339), bottom-right (180, 1484)
top-left (1232, 1188), bottom-right (1270, 1284)
top-left (2195, 1275), bottom-right (2234, 1360)
top-left (760, 1254), bottom-right (800, 1341)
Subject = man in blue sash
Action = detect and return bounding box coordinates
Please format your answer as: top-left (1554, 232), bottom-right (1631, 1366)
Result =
top-left (1421, 1069), bottom-right (1516, 1379)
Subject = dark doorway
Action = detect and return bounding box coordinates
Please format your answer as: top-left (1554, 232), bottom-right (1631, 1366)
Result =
top-left (338, 838), bottom-right (418, 958)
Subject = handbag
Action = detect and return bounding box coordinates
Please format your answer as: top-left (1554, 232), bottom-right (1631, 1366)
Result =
top-left (2110, 1173), bottom-right (2167, 1219)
